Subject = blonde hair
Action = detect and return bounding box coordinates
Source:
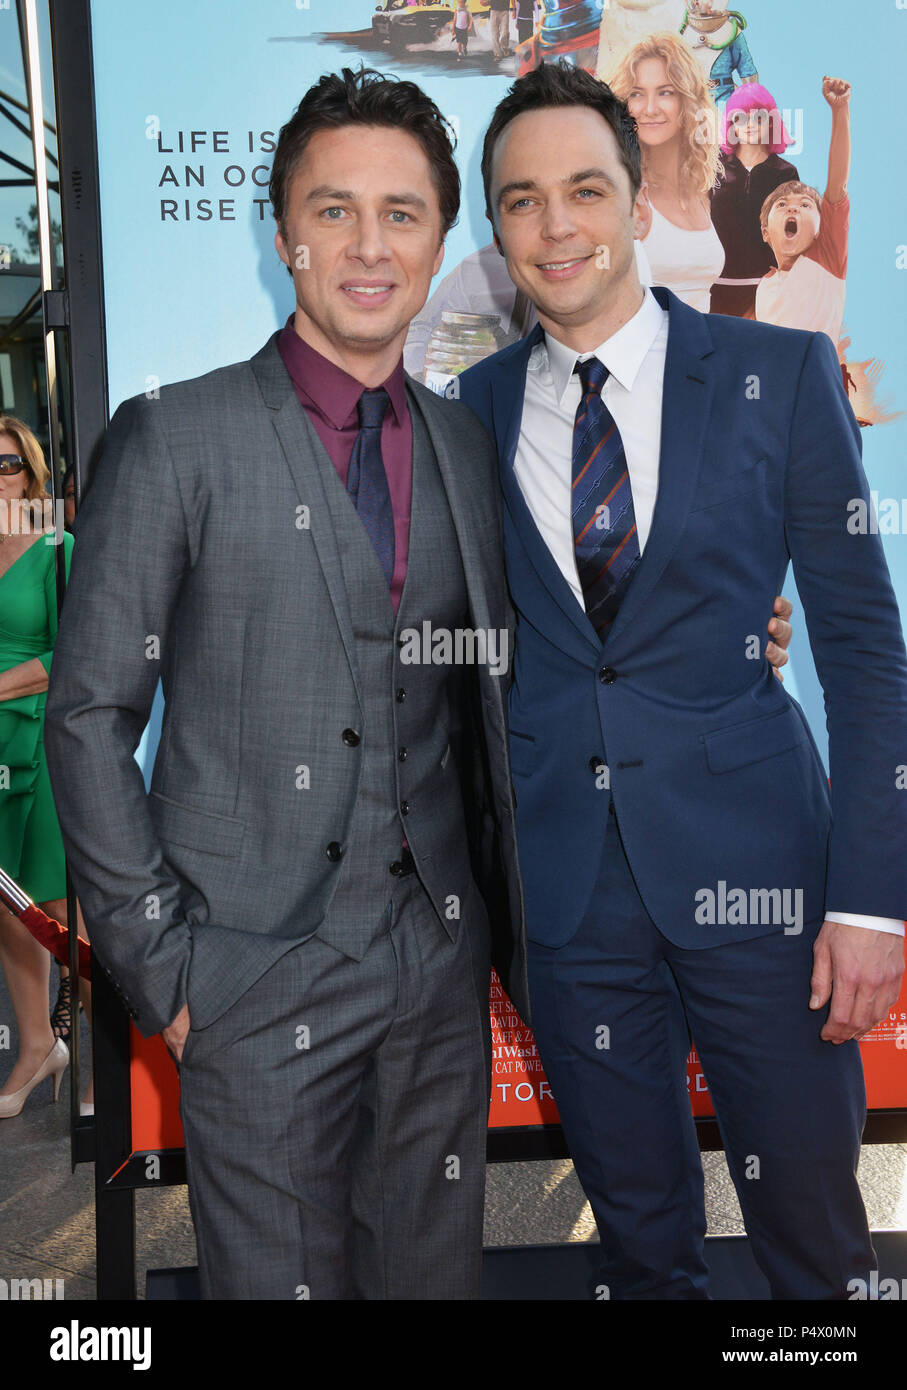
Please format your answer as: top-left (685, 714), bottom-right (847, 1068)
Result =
top-left (610, 33), bottom-right (721, 198)
top-left (0, 413), bottom-right (49, 502)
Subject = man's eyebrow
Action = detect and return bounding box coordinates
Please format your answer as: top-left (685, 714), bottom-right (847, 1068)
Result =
top-left (567, 167), bottom-right (619, 192)
top-left (496, 178), bottom-right (538, 205)
top-left (306, 186), bottom-right (356, 203)
top-left (305, 186), bottom-right (429, 211)
top-left (381, 191), bottom-right (430, 212)
top-left (497, 168), bottom-right (619, 205)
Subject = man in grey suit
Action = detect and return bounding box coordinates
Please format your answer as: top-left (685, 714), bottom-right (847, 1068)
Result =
top-left (43, 68), bottom-right (526, 1300)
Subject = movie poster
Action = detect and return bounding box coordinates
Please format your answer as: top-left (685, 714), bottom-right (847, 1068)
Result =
top-left (84, 0), bottom-right (907, 1147)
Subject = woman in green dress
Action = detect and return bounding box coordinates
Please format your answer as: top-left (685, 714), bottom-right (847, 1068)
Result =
top-left (0, 414), bottom-right (91, 1117)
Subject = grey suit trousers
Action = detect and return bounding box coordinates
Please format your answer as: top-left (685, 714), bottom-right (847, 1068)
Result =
top-left (177, 870), bottom-right (492, 1300)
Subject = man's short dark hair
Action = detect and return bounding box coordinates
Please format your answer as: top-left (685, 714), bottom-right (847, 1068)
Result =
top-left (270, 66), bottom-right (460, 239)
top-left (481, 61), bottom-right (642, 226)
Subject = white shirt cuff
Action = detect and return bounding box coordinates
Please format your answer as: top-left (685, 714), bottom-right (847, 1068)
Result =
top-left (825, 911), bottom-right (905, 937)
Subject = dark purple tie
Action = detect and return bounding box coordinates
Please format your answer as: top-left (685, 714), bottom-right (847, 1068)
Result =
top-left (572, 357), bottom-right (640, 636)
top-left (347, 387), bottom-right (395, 587)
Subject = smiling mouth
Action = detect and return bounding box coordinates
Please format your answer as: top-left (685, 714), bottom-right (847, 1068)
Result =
top-left (537, 256), bottom-right (589, 272)
top-left (342, 284), bottom-right (394, 296)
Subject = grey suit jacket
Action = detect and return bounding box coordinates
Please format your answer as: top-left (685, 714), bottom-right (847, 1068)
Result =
top-left (43, 333), bottom-right (528, 1034)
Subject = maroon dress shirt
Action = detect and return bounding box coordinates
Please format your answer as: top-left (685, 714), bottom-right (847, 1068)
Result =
top-left (277, 317), bottom-right (413, 613)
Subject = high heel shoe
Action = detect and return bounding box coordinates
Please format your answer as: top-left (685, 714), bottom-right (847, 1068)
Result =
top-left (0, 1038), bottom-right (69, 1118)
top-left (51, 971), bottom-right (74, 1044)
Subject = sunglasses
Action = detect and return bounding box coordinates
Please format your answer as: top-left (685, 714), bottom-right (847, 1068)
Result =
top-left (0, 455), bottom-right (26, 476)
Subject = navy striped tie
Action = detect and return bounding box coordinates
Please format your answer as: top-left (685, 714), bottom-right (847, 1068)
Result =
top-left (572, 357), bottom-right (640, 636)
top-left (347, 387), bottom-right (395, 587)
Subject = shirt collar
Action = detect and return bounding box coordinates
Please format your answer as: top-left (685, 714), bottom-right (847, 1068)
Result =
top-left (278, 315), bottom-right (407, 428)
top-left (542, 287), bottom-right (665, 406)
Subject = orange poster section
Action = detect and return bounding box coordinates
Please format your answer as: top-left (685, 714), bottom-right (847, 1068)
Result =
top-left (129, 970), bottom-right (907, 1151)
top-left (487, 970), bottom-right (907, 1125)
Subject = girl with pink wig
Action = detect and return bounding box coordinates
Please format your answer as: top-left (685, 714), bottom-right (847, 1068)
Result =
top-left (710, 82), bottom-right (799, 317)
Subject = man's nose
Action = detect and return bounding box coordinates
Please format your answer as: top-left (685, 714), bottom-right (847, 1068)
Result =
top-left (541, 197), bottom-right (578, 242)
top-left (348, 211), bottom-right (391, 265)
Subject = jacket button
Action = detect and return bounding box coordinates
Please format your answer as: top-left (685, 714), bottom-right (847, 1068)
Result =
top-left (599, 666), bottom-right (618, 685)
top-left (389, 860), bottom-right (403, 876)
top-left (589, 756), bottom-right (605, 773)
top-left (397, 747), bottom-right (408, 762)
top-left (396, 687), bottom-right (406, 703)
top-left (341, 728), bottom-right (360, 747)
top-left (326, 841), bottom-right (343, 862)
top-left (400, 800), bottom-right (410, 816)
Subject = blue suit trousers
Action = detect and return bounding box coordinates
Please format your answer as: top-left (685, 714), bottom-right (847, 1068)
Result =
top-left (527, 806), bottom-right (874, 1300)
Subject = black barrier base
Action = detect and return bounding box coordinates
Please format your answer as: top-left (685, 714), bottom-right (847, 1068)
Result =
top-left (146, 1230), bottom-right (907, 1300)
top-left (480, 1234), bottom-right (771, 1299)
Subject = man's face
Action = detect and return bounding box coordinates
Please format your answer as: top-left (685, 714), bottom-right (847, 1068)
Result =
top-left (63, 473), bottom-right (76, 527)
top-left (489, 106), bottom-right (649, 337)
top-left (764, 191), bottom-right (820, 262)
top-left (274, 124), bottom-right (445, 366)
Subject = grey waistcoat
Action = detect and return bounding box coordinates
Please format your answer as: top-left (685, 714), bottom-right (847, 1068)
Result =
top-left (315, 399), bottom-right (474, 958)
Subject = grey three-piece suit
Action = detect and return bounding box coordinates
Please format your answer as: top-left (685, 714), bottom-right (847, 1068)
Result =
top-left (43, 333), bottom-right (528, 1299)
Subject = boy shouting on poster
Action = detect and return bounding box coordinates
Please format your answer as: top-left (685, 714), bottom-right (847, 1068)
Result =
top-left (756, 76), bottom-right (851, 353)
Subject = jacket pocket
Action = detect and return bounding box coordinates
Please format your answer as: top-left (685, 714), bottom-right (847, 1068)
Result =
top-left (689, 459), bottom-right (767, 513)
top-left (703, 703), bottom-right (807, 774)
top-left (149, 790), bottom-right (245, 856)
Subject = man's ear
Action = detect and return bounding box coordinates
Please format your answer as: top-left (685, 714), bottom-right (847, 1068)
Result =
top-left (274, 222), bottom-right (290, 268)
top-left (433, 238), bottom-right (446, 278)
top-left (633, 182), bottom-right (653, 242)
top-left (486, 209), bottom-right (505, 257)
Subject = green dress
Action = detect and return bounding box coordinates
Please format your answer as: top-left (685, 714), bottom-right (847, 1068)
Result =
top-left (0, 529), bottom-right (74, 903)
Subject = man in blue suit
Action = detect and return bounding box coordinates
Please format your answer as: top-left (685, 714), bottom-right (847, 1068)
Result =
top-left (459, 62), bottom-right (907, 1299)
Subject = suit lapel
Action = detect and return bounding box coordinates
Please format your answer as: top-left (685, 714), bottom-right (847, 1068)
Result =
top-left (250, 334), bottom-right (363, 706)
top-left (407, 378), bottom-right (523, 737)
top-left (406, 380), bottom-right (492, 634)
top-left (604, 288), bottom-right (715, 648)
top-left (491, 328), bottom-right (602, 658)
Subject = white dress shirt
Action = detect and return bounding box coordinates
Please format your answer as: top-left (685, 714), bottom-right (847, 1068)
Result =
top-left (512, 287), bottom-right (903, 939)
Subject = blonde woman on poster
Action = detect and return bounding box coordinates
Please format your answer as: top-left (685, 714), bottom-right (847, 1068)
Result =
top-left (611, 33), bottom-right (724, 311)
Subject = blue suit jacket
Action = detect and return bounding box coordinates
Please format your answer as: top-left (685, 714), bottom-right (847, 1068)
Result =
top-left (460, 286), bottom-right (907, 950)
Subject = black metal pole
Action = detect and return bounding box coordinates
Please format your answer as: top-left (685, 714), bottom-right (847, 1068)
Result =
top-left (47, 0), bottom-right (137, 1297)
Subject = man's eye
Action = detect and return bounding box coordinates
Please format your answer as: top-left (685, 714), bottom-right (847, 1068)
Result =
top-left (388, 210), bottom-right (411, 223)
top-left (576, 188), bottom-right (599, 199)
top-left (322, 207), bottom-right (345, 220)
top-left (509, 198), bottom-right (532, 211)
